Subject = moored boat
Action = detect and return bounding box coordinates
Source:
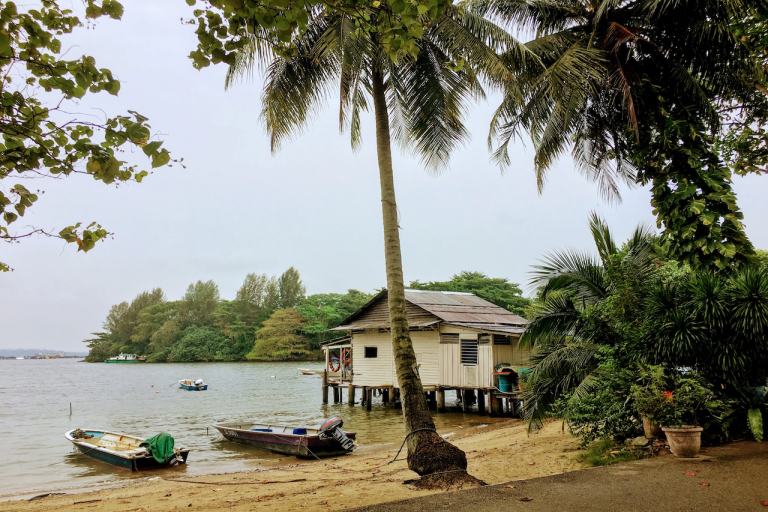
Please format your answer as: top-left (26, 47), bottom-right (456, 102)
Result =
top-left (212, 416), bottom-right (356, 458)
top-left (105, 353), bottom-right (146, 363)
top-left (179, 379), bottom-right (207, 390)
top-left (65, 429), bottom-right (189, 471)
top-left (298, 368), bottom-right (318, 375)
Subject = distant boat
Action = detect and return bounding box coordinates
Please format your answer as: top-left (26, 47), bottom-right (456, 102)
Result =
top-left (212, 416), bottom-right (356, 458)
top-left (15, 357), bottom-right (24, 360)
top-left (179, 379), bottom-right (207, 391)
top-left (105, 353), bottom-right (146, 363)
top-left (298, 368), bottom-right (319, 375)
top-left (65, 428), bottom-right (189, 471)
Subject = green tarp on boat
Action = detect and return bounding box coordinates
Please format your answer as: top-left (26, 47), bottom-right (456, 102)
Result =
top-left (140, 432), bottom-right (176, 463)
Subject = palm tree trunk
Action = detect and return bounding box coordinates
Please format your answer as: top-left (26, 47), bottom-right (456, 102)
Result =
top-left (370, 66), bottom-right (470, 479)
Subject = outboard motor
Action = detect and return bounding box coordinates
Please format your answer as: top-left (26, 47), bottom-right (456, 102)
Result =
top-left (319, 416), bottom-right (355, 452)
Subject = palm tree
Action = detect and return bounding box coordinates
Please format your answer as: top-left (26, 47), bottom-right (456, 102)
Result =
top-left (521, 213), bottom-right (655, 430)
top-left (226, 5), bottom-right (528, 485)
top-left (472, 0), bottom-right (767, 270)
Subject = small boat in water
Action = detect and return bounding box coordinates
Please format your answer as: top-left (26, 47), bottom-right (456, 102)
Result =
top-left (298, 368), bottom-right (318, 375)
top-left (179, 379), bottom-right (207, 390)
top-left (65, 429), bottom-right (189, 471)
top-left (213, 416), bottom-right (356, 458)
top-left (105, 353), bottom-right (146, 363)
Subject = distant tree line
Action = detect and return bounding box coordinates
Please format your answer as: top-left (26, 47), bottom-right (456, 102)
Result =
top-left (84, 270), bottom-right (530, 362)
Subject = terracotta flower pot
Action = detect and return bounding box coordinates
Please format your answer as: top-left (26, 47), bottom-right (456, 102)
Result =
top-left (642, 416), bottom-right (664, 439)
top-left (662, 426), bottom-right (703, 458)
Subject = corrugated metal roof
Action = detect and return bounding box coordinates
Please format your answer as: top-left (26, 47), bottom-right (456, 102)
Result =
top-left (330, 289), bottom-right (527, 331)
top-left (405, 291), bottom-right (527, 326)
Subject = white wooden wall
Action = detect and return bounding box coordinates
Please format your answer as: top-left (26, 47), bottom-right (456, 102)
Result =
top-left (350, 332), bottom-right (393, 386)
top-left (350, 326), bottom-right (532, 389)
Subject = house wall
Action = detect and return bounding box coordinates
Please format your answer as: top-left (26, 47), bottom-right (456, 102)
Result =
top-left (350, 331), bottom-right (393, 387)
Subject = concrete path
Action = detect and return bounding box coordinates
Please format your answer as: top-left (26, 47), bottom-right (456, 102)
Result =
top-left (351, 441), bottom-right (768, 512)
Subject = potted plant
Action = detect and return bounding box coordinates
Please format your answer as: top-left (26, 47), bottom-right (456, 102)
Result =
top-left (656, 377), bottom-right (721, 458)
top-left (630, 366), bottom-right (670, 439)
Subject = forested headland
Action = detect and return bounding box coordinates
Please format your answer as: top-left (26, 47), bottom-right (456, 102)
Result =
top-left (84, 270), bottom-right (530, 363)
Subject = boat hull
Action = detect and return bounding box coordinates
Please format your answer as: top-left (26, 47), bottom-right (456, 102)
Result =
top-left (213, 425), bottom-right (356, 458)
top-left (104, 360), bottom-right (144, 363)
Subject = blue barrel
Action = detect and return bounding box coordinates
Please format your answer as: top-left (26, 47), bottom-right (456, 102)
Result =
top-left (497, 373), bottom-right (513, 392)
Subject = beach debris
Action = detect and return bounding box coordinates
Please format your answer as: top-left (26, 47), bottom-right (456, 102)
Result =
top-left (73, 499), bottom-right (101, 505)
top-left (528, 462), bottom-right (535, 465)
top-left (699, 483), bottom-right (710, 487)
top-left (683, 472), bottom-right (696, 476)
top-left (760, 500), bottom-right (768, 506)
top-left (504, 485), bottom-right (516, 489)
top-left (213, 489), bottom-right (223, 491)
top-left (441, 432), bottom-right (455, 438)
top-left (520, 497), bottom-right (533, 502)
top-left (28, 493), bottom-right (66, 501)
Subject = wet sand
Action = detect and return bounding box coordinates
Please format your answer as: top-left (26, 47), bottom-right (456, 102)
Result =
top-left (3, 420), bottom-right (583, 511)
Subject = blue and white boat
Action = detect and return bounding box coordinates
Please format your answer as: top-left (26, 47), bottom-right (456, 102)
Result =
top-left (179, 379), bottom-right (208, 391)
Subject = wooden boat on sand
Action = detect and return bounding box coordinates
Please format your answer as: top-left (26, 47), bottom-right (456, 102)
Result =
top-left (65, 429), bottom-right (189, 471)
top-left (212, 416), bottom-right (356, 458)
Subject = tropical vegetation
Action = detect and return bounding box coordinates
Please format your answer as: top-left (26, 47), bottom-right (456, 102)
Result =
top-left (83, 269), bottom-right (527, 364)
top-left (474, 0), bottom-right (768, 271)
top-left (520, 214), bottom-right (768, 445)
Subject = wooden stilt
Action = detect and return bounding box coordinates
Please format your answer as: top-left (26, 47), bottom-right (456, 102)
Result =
top-left (322, 370), bottom-right (329, 404)
top-left (361, 386), bottom-right (367, 405)
top-left (437, 388), bottom-right (445, 412)
top-left (509, 397), bottom-right (516, 416)
top-left (477, 388), bottom-right (485, 415)
top-left (461, 389), bottom-right (468, 412)
top-left (333, 386), bottom-right (339, 403)
top-left (348, 383), bottom-right (355, 405)
top-left (488, 390), bottom-right (495, 416)
top-left (494, 396), bottom-right (504, 416)
top-left (366, 388), bottom-right (373, 411)
top-left (382, 387), bottom-right (390, 403)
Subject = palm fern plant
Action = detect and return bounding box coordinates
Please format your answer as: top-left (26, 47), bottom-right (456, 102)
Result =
top-left (520, 212), bottom-right (656, 430)
top-left (225, 4), bottom-right (529, 484)
top-left (472, 0), bottom-right (768, 270)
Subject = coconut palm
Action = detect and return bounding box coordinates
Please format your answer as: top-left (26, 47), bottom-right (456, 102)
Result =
top-left (225, 5), bottom-right (529, 484)
top-left (521, 213), bottom-right (655, 429)
top-left (472, 0), bottom-right (767, 269)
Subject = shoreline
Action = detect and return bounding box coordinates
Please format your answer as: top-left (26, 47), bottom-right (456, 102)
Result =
top-left (3, 420), bottom-right (584, 511)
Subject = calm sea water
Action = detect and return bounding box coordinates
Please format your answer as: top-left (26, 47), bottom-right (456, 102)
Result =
top-left (0, 359), bottom-right (498, 498)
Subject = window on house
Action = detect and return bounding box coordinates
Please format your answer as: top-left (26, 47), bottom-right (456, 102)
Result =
top-left (460, 337), bottom-right (478, 365)
top-left (440, 333), bottom-right (459, 344)
top-left (364, 346), bottom-right (378, 358)
top-left (493, 335), bottom-right (511, 345)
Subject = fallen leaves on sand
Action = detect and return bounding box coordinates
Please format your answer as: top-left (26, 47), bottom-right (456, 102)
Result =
top-left (528, 462), bottom-right (535, 465)
top-left (504, 485), bottom-right (516, 489)
top-left (699, 483), bottom-right (710, 487)
top-left (683, 472), bottom-right (696, 476)
top-left (520, 497), bottom-right (533, 501)
top-left (759, 500), bottom-right (768, 506)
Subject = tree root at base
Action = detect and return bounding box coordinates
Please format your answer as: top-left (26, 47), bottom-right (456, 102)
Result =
top-left (404, 470), bottom-right (486, 491)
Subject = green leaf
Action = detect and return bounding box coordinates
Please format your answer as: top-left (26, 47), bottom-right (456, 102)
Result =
top-left (151, 149), bottom-right (170, 168)
top-left (141, 140), bottom-right (163, 156)
top-left (748, 408), bottom-right (763, 442)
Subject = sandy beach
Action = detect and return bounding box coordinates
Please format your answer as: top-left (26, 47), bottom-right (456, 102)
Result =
top-left (4, 420), bottom-right (583, 511)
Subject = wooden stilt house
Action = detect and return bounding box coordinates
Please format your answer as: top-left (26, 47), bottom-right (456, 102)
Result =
top-left (321, 290), bottom-right (531, 393)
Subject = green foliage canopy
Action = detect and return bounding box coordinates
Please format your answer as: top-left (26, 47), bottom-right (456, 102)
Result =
top-left (0, 0), bottom-right (177, 272)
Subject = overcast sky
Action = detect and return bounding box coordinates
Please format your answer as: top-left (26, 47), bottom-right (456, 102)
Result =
top-left (2, 1), bottom-right (767, 351)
